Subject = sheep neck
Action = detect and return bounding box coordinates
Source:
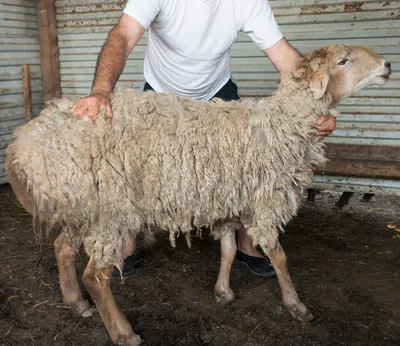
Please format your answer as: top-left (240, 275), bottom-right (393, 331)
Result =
top-left (268, 87), bottom-right (331, 120)
top-left (257, 72), bottom-right (333, 121)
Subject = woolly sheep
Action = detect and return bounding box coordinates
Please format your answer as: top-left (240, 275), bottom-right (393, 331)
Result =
top-left (6, 45), bottom-right (391, 346)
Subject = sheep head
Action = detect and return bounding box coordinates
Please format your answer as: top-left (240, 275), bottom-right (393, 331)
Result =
top-left (303, 44), bottom-right (391, 103)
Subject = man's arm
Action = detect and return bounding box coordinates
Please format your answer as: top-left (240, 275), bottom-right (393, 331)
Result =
top-left (263, 37), bottom-right (301, 72)
top-left (263, 38), bottom-right (336, 138)
top-left (71, 14), bottom-right (145, 120)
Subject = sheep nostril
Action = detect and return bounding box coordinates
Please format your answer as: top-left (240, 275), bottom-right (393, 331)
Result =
top-left (384, 61), bottom-right (391, 68)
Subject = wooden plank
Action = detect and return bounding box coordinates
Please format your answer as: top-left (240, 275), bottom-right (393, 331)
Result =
top-left (316, 144), bottom-right (400, 178)
top-left (22, 64), bottom-right (33, 121)
top-left (36, 0), bottom-right (61, 101)
top-left (325, 144), bottom-right (400, 161)
top-left (319, 157), bottom-right (400, 179)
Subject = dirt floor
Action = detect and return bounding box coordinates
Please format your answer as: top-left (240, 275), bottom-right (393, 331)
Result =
top-left (0, 183), bottom-right (399, 346)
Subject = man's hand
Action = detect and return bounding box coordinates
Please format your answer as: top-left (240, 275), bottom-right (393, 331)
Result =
top-left (315, 114), bottom-right (336, 139)
top-left (70, 92), bottom-right (113, 121)
top-left (70, 14), bottom-right (145, 121)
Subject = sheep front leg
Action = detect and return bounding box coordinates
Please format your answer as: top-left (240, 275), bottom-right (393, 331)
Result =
top-left (262, 242), bottom-right (314, 322)
top-left (54, 233), bottom-right (92, 317)
top-left (214, 224), bottom-right (237, 305)
top-left (82, 257), bottom-right (142, 346)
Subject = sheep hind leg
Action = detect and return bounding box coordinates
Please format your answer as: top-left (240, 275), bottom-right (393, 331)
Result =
top-left (82, 257), bottom-right (142, 346)
top-left (54, 233), bottom-right (92, 317)
top-left (262, 242), bottom-right (314, 322)
top-left (214, 222), bottom-right (238, 305)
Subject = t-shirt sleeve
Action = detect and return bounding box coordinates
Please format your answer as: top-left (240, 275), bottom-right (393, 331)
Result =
top-left (123, 0), bottom-right (161, 30)
top-left (243, 0), bottom-right (284, 50)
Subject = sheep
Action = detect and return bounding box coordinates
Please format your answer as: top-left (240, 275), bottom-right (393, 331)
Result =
top-left (6, 44), bottom-right (391, 346)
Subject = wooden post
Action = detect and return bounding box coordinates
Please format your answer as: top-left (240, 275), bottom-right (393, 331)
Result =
top-left (36, 0), bottom-right (61, 102)
top-left (22, 64), bottom-right (33, 121)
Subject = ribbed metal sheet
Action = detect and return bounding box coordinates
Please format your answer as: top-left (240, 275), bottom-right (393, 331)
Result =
top-left (310, 175), bottom-right (400, 196)
top-left (55, 0), bottom-right (400, 194)
top-left (0, 0), bottom-right (43, 184)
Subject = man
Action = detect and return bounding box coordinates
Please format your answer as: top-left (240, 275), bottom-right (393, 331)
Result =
top-left (70, 0), bottom-right (336, 277)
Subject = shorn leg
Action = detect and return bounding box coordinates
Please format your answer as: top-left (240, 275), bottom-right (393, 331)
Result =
top-left (262, 242), bottom-right (314, 322)
top-left (82, 257), bottom-right (142, 346)
top-left (54, 233), bottom-right (92, 317)
top-left (214, 222), bottom-right (238, 305)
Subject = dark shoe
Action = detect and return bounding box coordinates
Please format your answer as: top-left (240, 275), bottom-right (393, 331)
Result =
top-left (235, 250), bottom-right (276, 278)
top-left (112, 253), bottom-right (137, 277)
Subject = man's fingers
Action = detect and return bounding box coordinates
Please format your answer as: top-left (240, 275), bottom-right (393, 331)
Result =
top-left (315, 114), bottom-right (331, 126)
top-left (316, 117), bottom-right (333, 126)
top-left (104, 102), bottom-right (113, 118)
top-left (70, 99), bottom-right (82, 115)
top-left (316, 119), bottom-right (335, 132)
top-left (75, 105), bottom-right (89, 118)
top-left (87, 103), bottom-right (100, 121)
top-left (70, 95), bottom-right (112, 120)
top-left (315, 115), bottom-right (336, 129)
top-left (316, 122), bottom-right (333, 131)
top-left (316, 126), bottom-right (333, 133)
top-left (315, 129), bottom-right (333, 138)
top-left (71, 99), bottom-right (90, 118)
top-left (315, 114), bottom-right (336, 139)
top-left (316, 130), bottom-right (332, 137)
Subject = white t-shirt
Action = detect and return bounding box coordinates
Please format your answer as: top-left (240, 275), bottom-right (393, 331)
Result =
top-left (123, 0), bottom-right (283, 100)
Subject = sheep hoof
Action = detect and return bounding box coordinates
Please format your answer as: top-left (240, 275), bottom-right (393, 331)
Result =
top-left (81, 307), bottom-right (95, 318)
top-left (66, 298), bottom-right (94, 318)
top-left (286, 302), bottom-right (314, 322)
top-left (214, 288), bottom-right (235, 306)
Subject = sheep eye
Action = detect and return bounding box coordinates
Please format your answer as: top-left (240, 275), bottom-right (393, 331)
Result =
top-left (338, 58), bottom-right (348, 65)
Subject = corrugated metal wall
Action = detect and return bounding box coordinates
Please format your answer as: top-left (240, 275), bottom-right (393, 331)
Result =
top-left (55, 0), bottom-right (400, 194)
top-left (0, 0), bottom-right (42, 184)
top-left (264, 0), bottom-right (400, 194)
top-left (56, 0), bottom-right (144, 96)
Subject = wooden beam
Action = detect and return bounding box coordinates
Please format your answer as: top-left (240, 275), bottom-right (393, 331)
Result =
top-left (315, 144), bottom-right (400, 178)
top-left (325, 143), bottom-right (400, 161)
top-left (318, 157), bottom-right (400, 179)
top-left (36, 0), bottom-right (61, 102)
top-left (22, 64), bottom-right (33, 121)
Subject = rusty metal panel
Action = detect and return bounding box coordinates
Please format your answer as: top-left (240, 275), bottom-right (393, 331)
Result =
top-left (0, 0), bottom-right (43, 184)
top-left (54, 0), bottom-right (400, 194)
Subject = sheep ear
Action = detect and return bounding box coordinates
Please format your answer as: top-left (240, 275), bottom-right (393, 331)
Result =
top-left (310, 69), bottom-right (330, 99)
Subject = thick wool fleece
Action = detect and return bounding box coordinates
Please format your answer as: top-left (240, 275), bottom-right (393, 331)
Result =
top-left (7, 55), bottom-right (331, 269)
